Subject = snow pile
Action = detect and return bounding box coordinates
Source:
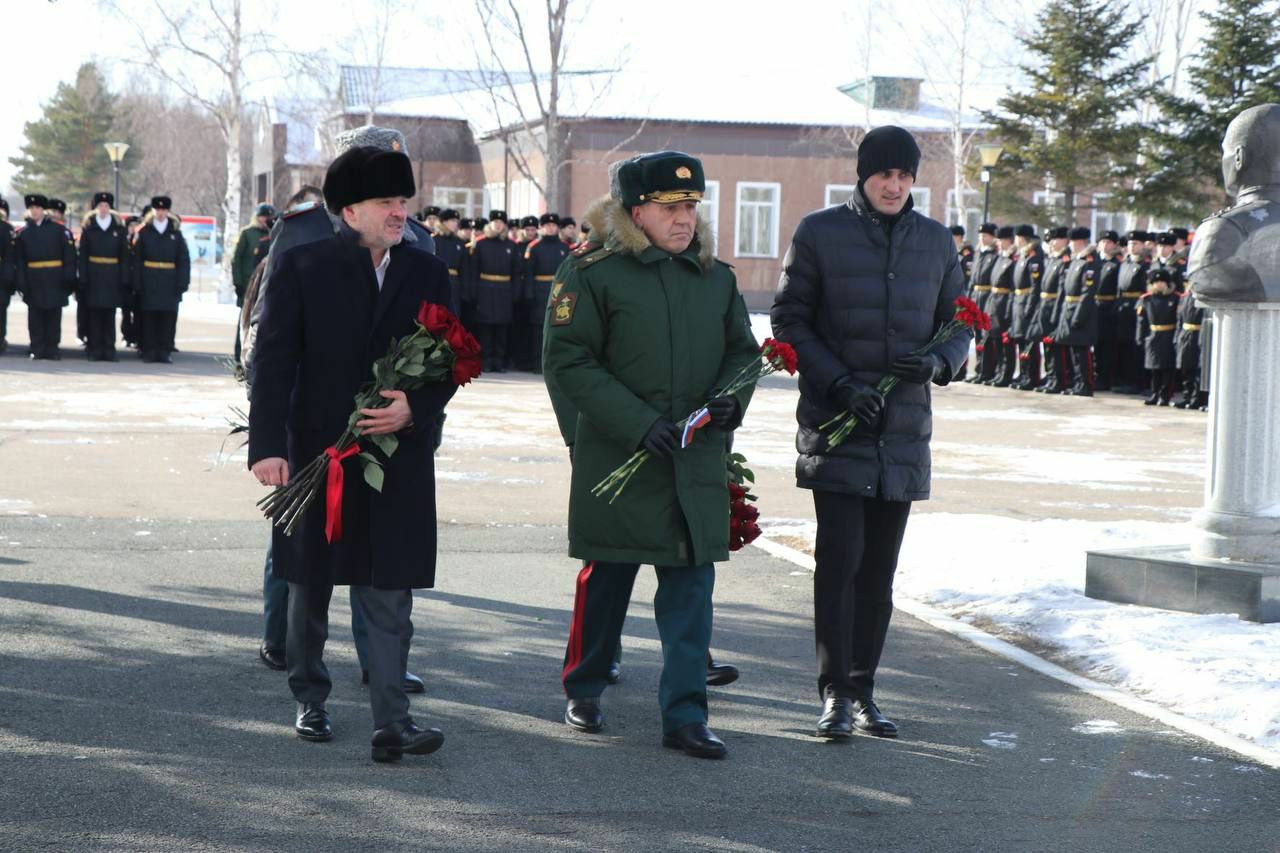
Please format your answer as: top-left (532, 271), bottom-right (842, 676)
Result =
top-left (761, 512), bottom-right (1280, 753)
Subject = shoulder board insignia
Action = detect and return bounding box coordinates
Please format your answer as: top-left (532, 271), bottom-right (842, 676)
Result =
top-left (571, 240), bottom-right (601, 257)
top-left (714, 258), bottom-right (735, 270)
top-left (574, 244), bottom-right (614, 269)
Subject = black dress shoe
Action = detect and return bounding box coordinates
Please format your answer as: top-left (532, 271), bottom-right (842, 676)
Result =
top-left (294, 703), bottom-right (332, 741)
top-left (706, 655), bottom-right (739, 687)
top-left (662, 722), bottom-right (727, 759)
top-left (606, 661), bottom-right (622, 685)
top-left (370, 719), bottom-right (444, 763)
top-left (259, 645), bottom-right (286, 671)
top-left (564, 698), bottom-right (604, 733)
top-left (816, 696), bottom-right (854, 739)
top-left (851, 698), bottom-right (898, 738)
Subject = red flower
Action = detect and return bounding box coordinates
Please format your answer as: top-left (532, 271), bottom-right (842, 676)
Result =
top-left (417, 302), bottom-right (458, 336)
top-left (953, 296), bottom-right (992, 332)
top-left (741, 522), bottom-right (762, 545)
top-left (728, 483), bottom-right (747, 500)
top-left (1042, 335), bottom-right (1054, 345)
top-left (445, 324), bottom-right (483, 386)
top-left (762, 338), bottom-right (799, 375)
top-left (1000, 331), bottom-right (1011, 345)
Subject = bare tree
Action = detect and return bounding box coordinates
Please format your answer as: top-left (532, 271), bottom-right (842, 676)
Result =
top-left (110, 0), bottom-right (295, 285)
top-left (347, 0), bottom-right (400, 124)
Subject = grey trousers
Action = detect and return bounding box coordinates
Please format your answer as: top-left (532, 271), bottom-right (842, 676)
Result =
top-left (285, 582), bottom-right (414, 730)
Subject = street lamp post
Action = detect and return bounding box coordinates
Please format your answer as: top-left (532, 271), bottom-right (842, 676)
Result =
top-left (977, 142), bottom-right (1004, 224)
top-left (103, 142), bottom-right (130, 207)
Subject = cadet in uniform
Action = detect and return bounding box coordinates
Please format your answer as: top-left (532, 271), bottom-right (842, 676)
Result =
top-left (1054, 227), bottom-right (1101, 396)
top-left (1092, 229), bottom-right (1122, 391)
top-left (965, 222), bottom-right (998, 383)
top-left (951, 225), bottom-right (975, 380)
top-left (12, 193), bottom-right (77, 359)
top-left (0, 198), bottom-right (13, 353)
top-left (131, 196), bottom-right (190, 363)
top-left (1114, 229), bottom-right (1150, 393)
top-left (431, 208), bottom-right (467, 312)
top-left (520, 212), bottom-right (569, 372)
top-left (1034, 227), bottom-right (1072, 393)
top-left (232, 203), bottom-right (276, 360)
top-left (77, 192), bottom-right (129, 360)
top-left (1174, 284), bottom-right (1206, 409)
top-left (420, 205), bottom-right (441, 232)
top-left (559, 216), bottom-right (579, 248)
top-left (466, 210), bottom-right (520, 372)
top-left (544, 152), bottom-right (758, 759)
top-left (1151, 231), bottom-right (1185, 292)
top-left (983, 225), bottom-right (1018, 386)
top-left (1010, 224), bottom-right (1043, 390)
top-left (1137, 268), bottom-right (1180, 405)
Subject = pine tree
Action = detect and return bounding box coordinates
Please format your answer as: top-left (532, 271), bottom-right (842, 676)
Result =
top-left (8, 63), bottom-right (128, 217)
top-left (979, 0), bottom-right (1148, 228)
top-left (1130, 0), bottom-right (1280, 221)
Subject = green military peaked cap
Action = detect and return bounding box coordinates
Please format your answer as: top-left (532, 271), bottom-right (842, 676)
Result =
top-left (618, 151), bottom-right (705, 208)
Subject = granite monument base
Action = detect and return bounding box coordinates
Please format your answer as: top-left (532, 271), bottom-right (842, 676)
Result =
top-left (1085, 545), bottom-right (1280, 623)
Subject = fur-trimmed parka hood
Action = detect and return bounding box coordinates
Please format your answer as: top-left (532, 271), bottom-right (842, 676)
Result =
top-left (81, 210), bottom-right (125, 230)
top-left (141, 209), bottom-right (182, 231)
top-left (580, 195), bottom-right (717, 271)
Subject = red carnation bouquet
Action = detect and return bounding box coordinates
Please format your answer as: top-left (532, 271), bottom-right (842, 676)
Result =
top-left (821, 296), bottom-right (990, 448)
top-left (591, 338), bottom-right (799, 504)
top-left (727, 453), bottom-right (762, 552)
top-left (257, 302), bottom-right (482, 540)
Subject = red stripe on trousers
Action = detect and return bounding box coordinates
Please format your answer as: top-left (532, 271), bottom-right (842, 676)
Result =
top-left (561, 561), bottom-right (595, 689)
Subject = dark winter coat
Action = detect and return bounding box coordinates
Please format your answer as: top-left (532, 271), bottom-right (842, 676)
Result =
top-left (77, 214), bottom-right (128, 309)
top-left (1117, 255), bottom-right (1148, 335)
top-left (1176, 289), bottom-right (1205, 371)
top-left (1034, 250), bottom-right (1069, 340)
top-left (13, 217), bottom-right (76, 309)
top-left (543, 197), bottom-right (757, 567)
top-left (232, 223), bottom-right (271, 306)
top-left (771, 188), bottom-right (969, 502)
top-left (1054, 248), bottom-right (1101, 346)
top-left (1136, 291), bottom-right (1179, 369)
top-left (0, 219), bottom-right (15, 296)
top-left (465, 226), bottom-right (521, 325)
top-left (1010, 243), bottom-right (1044, 340)
top-left (432, 231), bottom-right (467, 313)
top-left (968, 245), bottom-right (998, 313)
top-left (248, 226), bottom-right (457, 590)
top-left (522, 236), bottom-right (570, 324)
top-left (131, 215), bottom-right (191, 312)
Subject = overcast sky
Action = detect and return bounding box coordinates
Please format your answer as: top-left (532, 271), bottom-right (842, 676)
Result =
top-left (2, 0), bottom-right (1208, 198)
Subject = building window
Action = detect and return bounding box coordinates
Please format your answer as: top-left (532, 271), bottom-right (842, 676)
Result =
top-left (700, 180), bottom-right (720, 251)
top-left (909, 187), bottom-right (931, 218)
top-left (483, 182), bottom-right (506, 214)
top-left (1091, 193), bottom-right (1131, 238)
top-left (735, 182), bottom-right (781, 259)
top-left (509, 179), bottom-right (542, 218)
top-left (256, 173), bottom-right (269, 204)
top-left (433, 187), bottom-right (482, 217)
top-left (825, 184), bottom-right (855, 208)
top-left (945, 188), bottom-right (983, 239)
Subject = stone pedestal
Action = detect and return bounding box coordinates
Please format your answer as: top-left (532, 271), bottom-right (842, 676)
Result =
top-left (1086, 309), bottom-right (1280, 623)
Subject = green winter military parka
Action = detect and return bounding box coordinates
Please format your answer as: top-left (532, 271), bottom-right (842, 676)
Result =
top-left (543, 197), bottom-right (759, 568)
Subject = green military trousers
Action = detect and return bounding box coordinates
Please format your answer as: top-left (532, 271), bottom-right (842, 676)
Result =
top-left (562, 561), bottom-right (714, 733)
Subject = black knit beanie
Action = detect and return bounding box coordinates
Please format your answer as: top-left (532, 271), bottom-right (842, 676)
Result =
top-left (856, 126), bottom-right (922, 183)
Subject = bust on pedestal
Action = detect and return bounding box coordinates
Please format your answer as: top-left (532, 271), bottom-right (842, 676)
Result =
top-left (1086, 104), bottom-right (1280, 622)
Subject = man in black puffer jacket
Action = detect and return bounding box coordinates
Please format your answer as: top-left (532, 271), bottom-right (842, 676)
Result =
top-left (771, 125), bottom-right (970, 743)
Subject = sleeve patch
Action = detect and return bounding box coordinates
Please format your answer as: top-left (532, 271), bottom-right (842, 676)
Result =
top-left (550, 292), bottom-right (578, 326)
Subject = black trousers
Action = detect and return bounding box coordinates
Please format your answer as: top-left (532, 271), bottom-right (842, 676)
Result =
top-left (1150, 368), bottom-right (1177, 401)
top-left (812, 491), bottom-right (912, 702)
top-left (1178, 365), bottom-right (1201, 406)
top-left (140, 310), bottom-right (177, 359)
top-left (0, 292), bottom-right (9, 346)
top-left (286, 581), bottom-right (414, 730)
top-left (1013, 338), bottom-right (1040, 387)
top-left (1095, 308), bottom-right (1117, 390)
top-left (76, 299), bottom-right (88, 343)
top-left (1115, 333), bottom-right (1144, 391)
top-left (28, 306), bottom-right (62, 357)
top-left (87, 308), bottom-right (117, 357)
top-left (1068, 346), bottom-right (1094, 394)
top-left (121, 307), bottom-right (137, 346)
top-left (992, 336), bottom-right (1018, 385)
top-left (977, 331), bottom-right (999, 381)
top-left (475, 322), bottom-right (508, 371)
top-left (525, 321), bottom-right (544, 372)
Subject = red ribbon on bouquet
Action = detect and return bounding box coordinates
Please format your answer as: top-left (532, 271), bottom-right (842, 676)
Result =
top-left (324, 444), bottom-right (361, 543)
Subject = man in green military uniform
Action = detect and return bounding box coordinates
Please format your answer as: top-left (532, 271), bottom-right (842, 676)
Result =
top-left (543, 152), bottom-right (759, 760)
top-left (232, 203), bottom-right (275, 361)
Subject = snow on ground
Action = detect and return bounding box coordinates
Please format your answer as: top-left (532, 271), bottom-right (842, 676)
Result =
top-left (761, 512), bottom-right (1280, 754)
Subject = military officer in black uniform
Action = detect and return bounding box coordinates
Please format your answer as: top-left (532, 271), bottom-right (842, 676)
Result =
top-left (1054, 227), bottom-right (1101, 396)
top-left (432, 208), bottom-right (466, 311)
top-left (1092, 229), bottom-right (1123, 391)
top-left (559, 216), bottom-right (579, 248)
top-left (1114, 230), bottom-right (1150, 393)
top-left (131, 196), bottom-right (190, 363)
top-left (420, 205), bottom-right (441, 232)
top-left (1151, 231), bottom-right (1185, 292)
top-left (465, 210), bottom-right (521, 372)
top-left (965, 222), bottom-right (999, 382)
top-left (13, 193), bottom-right (77, 359)
top-left (1174, 286), bottom-right (1206, 409)
top-left (1010, 224), bottom-right (1043, 390)
top-left (1035, 227), bottom-right (1072, 393)
top-left (0, 197), bottom-right (13, 354)
top-left (520, 212), bottom-right (570, 372)
top-left (77, 192), bottom-right (129, 360)
top-left (983, 225), bottom-right (1018, 386)
top-left (951, 225), bottom-right (975, 380)
top-left (1137, 268), bottom-right (1180, 405)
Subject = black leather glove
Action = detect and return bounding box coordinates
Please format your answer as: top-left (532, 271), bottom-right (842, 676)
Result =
top-left (641, 418), bottom-right (680, 459)
top-left (889, 353), bottom-right (944, 385)
top-left (705, 396), bottom-right (741, 429)
top-left (834, 379), bottom-right (885, 423)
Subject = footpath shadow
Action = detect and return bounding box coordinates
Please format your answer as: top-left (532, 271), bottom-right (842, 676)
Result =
top-left (0, 347), bottom-right (231, 380)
